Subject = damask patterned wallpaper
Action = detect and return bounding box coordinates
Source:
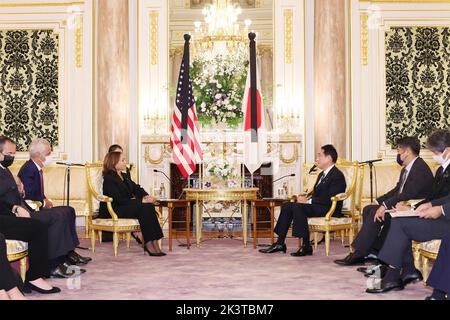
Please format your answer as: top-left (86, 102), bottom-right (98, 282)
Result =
top-left (0, 30), bottom-right (59, 152)
top-left (385, 27), bottom-right (450, 148)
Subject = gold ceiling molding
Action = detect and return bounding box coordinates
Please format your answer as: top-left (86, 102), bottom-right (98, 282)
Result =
top-left (0, 1), bottom-right (85, 7)
top-left (150, 11), bottom-right (158, 65)
top-left (284, 9), bottom-right (293, 65)
top-left (361, 13), bottom-right (368, 65)
top-left (75, 15), bottom-right (83, 68)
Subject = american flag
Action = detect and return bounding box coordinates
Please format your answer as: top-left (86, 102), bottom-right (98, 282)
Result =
top-left (170, 34), bottom-right (203, 178)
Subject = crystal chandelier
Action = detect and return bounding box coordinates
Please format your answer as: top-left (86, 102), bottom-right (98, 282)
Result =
top-left (193, 0), bottom-right (252, 56)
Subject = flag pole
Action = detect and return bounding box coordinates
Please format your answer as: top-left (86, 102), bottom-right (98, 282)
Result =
top-left (249, 32), bottom-right (258, 143)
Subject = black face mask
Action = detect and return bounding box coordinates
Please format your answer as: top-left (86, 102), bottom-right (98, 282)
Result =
top-left (0, 155), bottom-right (15, 168)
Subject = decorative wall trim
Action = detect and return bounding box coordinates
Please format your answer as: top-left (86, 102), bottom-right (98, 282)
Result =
top-left (361, 13), bottom-right (368, 65)
top-left (284, 9), bottom-right (293, 64)
top-left (75, 15), bottom-right (83, 68)
top-left (150, 11), bottom-right (158, 65)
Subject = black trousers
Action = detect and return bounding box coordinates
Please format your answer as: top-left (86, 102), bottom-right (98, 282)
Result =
top-left (48, 206), bottom-right (80, 248)
top-left (113, 203), bottom-right (164, 244)
top-left (351, 205), bottom-right (391, 256)
top-left (0, 215), bottom-right (49, 284)
top-left (274, 202), bottom-right (329, 244)
top-left (428, 236), bottom-right (450, 294)
top-left (378, 217), bottom-right (450, 269)
top-left (31, 206), bottom-right (77, 259)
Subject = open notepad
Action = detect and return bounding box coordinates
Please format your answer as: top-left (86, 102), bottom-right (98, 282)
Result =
top-left (386, 210), bottom-right (420, 218)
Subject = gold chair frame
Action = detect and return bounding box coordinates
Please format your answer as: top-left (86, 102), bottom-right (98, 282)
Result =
top-left (6, 202), bottom-right (42, 281)
top-left (7, 247), bottom-right (28, 282)
top-left (85, 162), bottom-right (143, 257)
top-left (306, 160), bottom-right (360, 256)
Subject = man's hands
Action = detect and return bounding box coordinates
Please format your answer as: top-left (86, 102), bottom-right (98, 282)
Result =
top-left (416, 202), bottom-right (432, 213)
top-left (418, 206), bottom-right (443, 220)
top-left (374, 205), bottom-right (386, 222)
top-left (43, 198), bottom-right (54, 209)
top-left (296, 195), bottom-right (309, 204)
top-left (13, 206), bottom-right (31, 218)
top-left (142, 195), bottom-right (156, 204)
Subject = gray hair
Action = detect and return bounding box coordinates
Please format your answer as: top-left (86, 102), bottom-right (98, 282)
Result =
top-left (29, 139), bottom-right (51, 157)
top-left (427, 129), bottom-right (450, 153)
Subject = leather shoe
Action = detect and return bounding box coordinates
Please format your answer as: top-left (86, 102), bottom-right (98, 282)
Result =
top-left (290, 245), bottom-right (313, 257)
top-left (68, 251), bottom-right (92, 266)
top-left (366, 279), bottom-right (404, 294)
top-left (401, 269), bottom-right (423, 286)
top-left (24, 282), bottom-right (61, 295)
top-left (364, 264), bottom-right (388, 278)
top-left (334, 252), bottom-right (366, 266)
top-left (259, 243), bottom-right (287, 254)
top-left (50, 262), bottom-right (86, 278)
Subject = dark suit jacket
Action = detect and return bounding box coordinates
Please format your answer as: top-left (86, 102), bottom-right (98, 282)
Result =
top-left (310, 166), bottom-right (347, 216)
top-left (377, 157), bottom-right (434, 209)
top-left (0, 167), bottom-right (32, 216)
top-left (416, 165), bottom-right (450, 208)
top-left (17, 160), bottom-right (46, 204)
top-left (99, 171), bottom-right (149, 219)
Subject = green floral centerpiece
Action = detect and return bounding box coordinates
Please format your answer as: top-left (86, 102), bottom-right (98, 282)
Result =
top-left (191, 46), bottom-right (249, 129)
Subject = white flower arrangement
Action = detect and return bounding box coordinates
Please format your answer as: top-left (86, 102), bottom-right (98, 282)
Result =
top-left (191, 46), bottom-right (249, 129)
top-left (206, 158), bottom-right (237, 181)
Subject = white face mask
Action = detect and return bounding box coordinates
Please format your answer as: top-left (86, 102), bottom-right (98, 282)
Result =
top-left (43, 155), bottom-right (53, 167)
top-left (433, 149), bottom-right (449, 165)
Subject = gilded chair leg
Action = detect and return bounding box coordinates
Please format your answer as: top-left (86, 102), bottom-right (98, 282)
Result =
top-left (85, 216), bottom-right (89, 239)
top-left (113, 232), bottom-right (119, 257)
top-left (341, 230), bottom-right (345, 245)
top-left (20, 257), bottom-right (27, 282)
top-left (90, 230), bottom-right (96, 253)
top-left (422, 256), bottom-right (429, 283)
top-left (314, 232), bottom-right (318, 250)
top-left (413, 247), bottom-right (421, 270)
top-left (126, 233), bottom-right (131, 249)
top-left (349, 228), bottom-right (354, 252)
top-left (98, 231), bottom-right (103, 243)
top-left (325, 231), bottom-right (331, 256)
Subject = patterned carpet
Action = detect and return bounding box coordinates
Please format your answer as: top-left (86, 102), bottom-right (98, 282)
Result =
top-left (27, 236), bottom-right (432, 300)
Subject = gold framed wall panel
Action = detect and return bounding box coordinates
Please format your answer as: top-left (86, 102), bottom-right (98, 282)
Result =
top-left (0, 1), bottom-right (94, 163)
top-left (351, 0), bottom-right (450, 161)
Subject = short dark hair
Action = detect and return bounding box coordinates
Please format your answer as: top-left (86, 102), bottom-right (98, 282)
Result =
top-left (396, 136), bottom-right (421, 156)
top-left (108, 144), bottom-right (123, 153)
top-left (321, 144), bottom-right (338, 163)
top-left (427, 129), bottom-right (450, 153)
top-left (0, 136), bottom-right (16, 153)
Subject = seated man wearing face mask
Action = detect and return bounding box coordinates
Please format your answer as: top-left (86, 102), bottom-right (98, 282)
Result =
top-left (366, 129), bottom-right (450, 293)
top-left (0, 136), bottom-right (87, 279)
top-left (18, 139), bottom-right (92, 267)
top-left (335, 137), bottom-right (434, 266)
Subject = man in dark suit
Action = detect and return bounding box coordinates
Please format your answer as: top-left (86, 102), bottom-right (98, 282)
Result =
top-left (335, 137), bottom-right (434, 266)
top-left (0, 136), bottom-right (86, 278)
top-left (17, 138), bottom-right (90, 266)
top-left (260, 145), bottom-right (347, 257)
top-left (366, 129), bottom-right (450, 293)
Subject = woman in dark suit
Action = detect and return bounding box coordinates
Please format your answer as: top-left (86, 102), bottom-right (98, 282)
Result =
top-left (99, 152), bottom-right (166, 256)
